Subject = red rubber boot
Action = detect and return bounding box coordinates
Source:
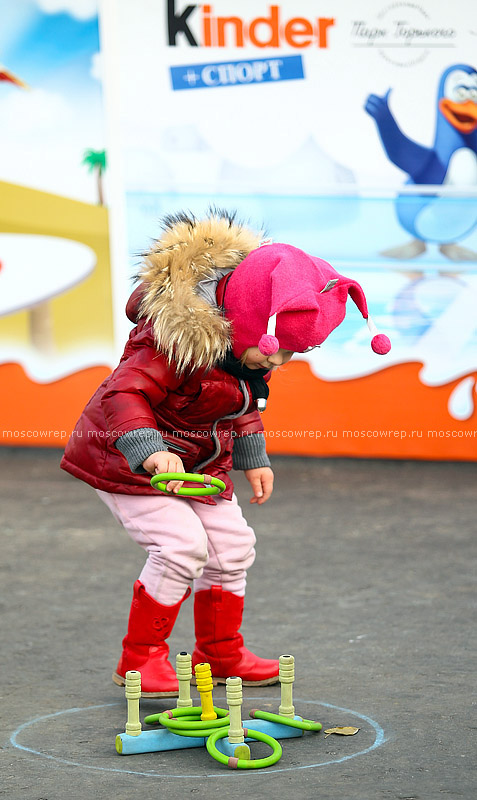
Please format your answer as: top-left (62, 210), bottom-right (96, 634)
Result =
top-left (113, 580), bottom-right (191, 697)
top-left (191, 585), bottom-right (279, 685)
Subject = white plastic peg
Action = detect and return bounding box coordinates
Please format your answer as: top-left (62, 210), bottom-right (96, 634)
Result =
top-left (176, 652), bottom-right (193, 708)
top-left (278, 654), bottom-right (295, 718)
top-left (125, 670), bottom-right (142, 736)
top-left (226, 676), bottom-right (245, 744)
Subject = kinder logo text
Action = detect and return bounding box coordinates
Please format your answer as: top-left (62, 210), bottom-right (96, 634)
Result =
top-left (170, 54), bottom-right (304, 90)
top-left (168, 1), bottom-right (335, 49)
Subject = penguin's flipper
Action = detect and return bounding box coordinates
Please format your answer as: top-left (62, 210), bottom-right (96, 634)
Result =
top-left (439, 243), bottom-right (477, 262)
top-left (380, 239), bottom-right (427, 260)
top-left (365, 90), bottom-right (432, 177)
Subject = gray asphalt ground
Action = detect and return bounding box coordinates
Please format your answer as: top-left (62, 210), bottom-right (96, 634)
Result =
top-left (1, 447), bottom-right (476, 800)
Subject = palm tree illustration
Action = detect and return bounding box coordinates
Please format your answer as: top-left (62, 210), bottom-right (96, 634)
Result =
top-left (82, 149), bottom-right (106, 205)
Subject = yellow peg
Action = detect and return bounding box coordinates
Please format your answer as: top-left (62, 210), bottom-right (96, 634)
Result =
top-left (194, 662), bottom-right (217, 721)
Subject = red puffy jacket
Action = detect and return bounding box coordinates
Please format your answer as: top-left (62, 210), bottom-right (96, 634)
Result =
top-left (60, 281), bottom-right (265, 503)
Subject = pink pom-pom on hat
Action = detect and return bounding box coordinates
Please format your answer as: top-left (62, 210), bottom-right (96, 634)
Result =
top-left (367, 316), bottom-right (391, 355)
top-left (258, 334), bottom-right (280, 356)
top-left (371, 334), bottom-right (391, 355)
top-left (258, 314), bottom-right (280, 355)
top-left (223, 242), bottom-right (391, 358)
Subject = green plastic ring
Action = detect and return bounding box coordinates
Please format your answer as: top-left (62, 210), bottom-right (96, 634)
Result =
top-left (206, 727), bottom-right (282, 769)
top-left (145, 706), bottom-right (230, 737)
top-left (151, 472), bottom-right (226, 497)
top-left (249, 709), bottom-right (322, 731)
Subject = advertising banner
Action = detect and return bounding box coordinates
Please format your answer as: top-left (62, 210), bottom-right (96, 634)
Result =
top-left (103, 0), bottom-right (477, 459)
top-left (1, 0), bottom-right (476, 461)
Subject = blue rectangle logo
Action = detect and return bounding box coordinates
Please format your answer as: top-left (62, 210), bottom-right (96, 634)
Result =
top-left (170, 54), bottom-right (304, 91)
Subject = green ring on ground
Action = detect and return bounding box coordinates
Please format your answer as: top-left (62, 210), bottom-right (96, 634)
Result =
top-left (249, 709), bottom-right (322, 731)
top-left (151, 473), bottom-right (226, 496)
top-left (145, 706), bottom-right (230, 737)
top-left (206, 727), bottom-right (282, 769)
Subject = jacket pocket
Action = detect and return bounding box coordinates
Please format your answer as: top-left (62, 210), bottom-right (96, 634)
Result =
top-left (162, 438), bottom-right (204, 471)
top-left (162, 437), bottom-right (188, 454)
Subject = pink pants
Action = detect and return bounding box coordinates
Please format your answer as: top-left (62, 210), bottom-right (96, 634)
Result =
top-left (96, 490), bottom-right (256, 605)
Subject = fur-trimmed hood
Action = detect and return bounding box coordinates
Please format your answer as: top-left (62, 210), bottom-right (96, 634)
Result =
top-left (135, 210), bottom-right (262, 372)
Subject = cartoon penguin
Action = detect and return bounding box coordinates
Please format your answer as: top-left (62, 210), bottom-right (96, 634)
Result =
top-left (365, 64), bottom-right (477, 261)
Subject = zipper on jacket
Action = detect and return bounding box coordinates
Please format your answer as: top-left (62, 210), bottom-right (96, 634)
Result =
top-left (195, 379), bottom-right (250, 472)
top-left (162, 437), bottom-right (188, 454)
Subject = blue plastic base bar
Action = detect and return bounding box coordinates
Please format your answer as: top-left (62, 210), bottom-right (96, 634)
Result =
top-left (116, 729), bottom-right (206, 754)
top-left (116, 717), bottom-right (304, 755)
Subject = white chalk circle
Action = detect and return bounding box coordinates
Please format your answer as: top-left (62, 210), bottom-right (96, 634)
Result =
top-left (9, 697), bottom-right (385, 778)
top-left (0, 233), bottom-right (96, 317)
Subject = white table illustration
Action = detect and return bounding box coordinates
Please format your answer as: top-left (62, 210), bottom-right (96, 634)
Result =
top-left (0, 234), bottom-right (96, 353)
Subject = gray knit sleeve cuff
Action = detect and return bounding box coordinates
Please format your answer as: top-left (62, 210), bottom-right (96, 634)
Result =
top-left (115, 428), bottom-right (168, 474)
top-left (232, 432), bottom-right (271, 471)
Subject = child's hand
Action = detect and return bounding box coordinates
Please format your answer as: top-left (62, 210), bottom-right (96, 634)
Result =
top-left (142, 451), bottom-right (185, 493)
top-left (244, 467), bottom-right (274, 505)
